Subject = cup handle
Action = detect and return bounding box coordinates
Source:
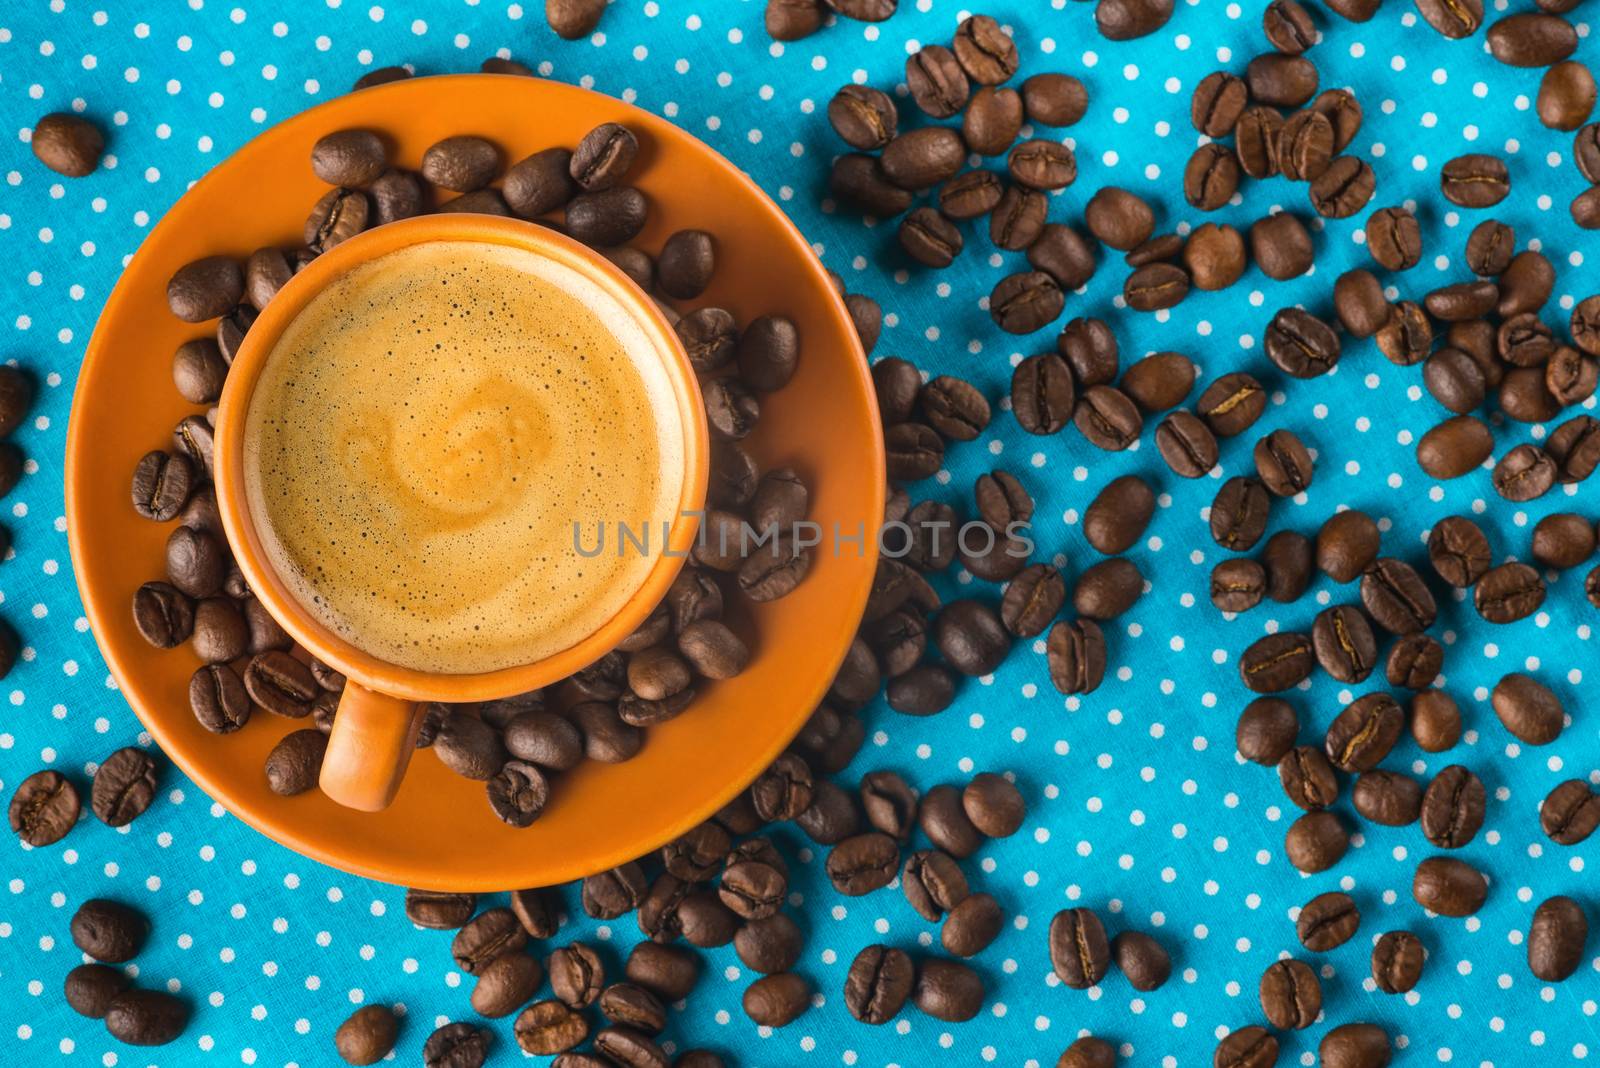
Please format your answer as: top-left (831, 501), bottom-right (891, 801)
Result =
top-left (318, 683), bottom-right (423, 812)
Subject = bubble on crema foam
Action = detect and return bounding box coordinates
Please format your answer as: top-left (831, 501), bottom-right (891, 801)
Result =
top-left (242, 240), bottom-right (685, 674)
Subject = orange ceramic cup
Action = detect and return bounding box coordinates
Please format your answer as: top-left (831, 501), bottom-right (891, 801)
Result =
top-left (212, 214), bottom-right (708, 813)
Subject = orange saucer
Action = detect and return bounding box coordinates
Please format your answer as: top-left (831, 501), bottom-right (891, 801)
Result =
top-left (64, 74), bottom-right (883, 890)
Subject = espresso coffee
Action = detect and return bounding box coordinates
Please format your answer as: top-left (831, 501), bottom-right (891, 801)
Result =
top-left (243, 240), bottom-right (685, 674)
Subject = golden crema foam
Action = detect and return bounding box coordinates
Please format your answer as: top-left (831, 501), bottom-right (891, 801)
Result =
top-left (243, 240), bottom-right (685, 675)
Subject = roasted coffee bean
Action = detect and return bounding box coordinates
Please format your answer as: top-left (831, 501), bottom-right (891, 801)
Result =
top-left (743, 972), bottom-right (812, 1027)
top-left (1046, 619), bottom-right (1106, 695)
top-left (1058, 1037), bottom-right (1117, 1068)
top-left (1527, 896), bottom-right (1588, 981)
top-left (1184, 222), bottom-right (1247, 291)
top-left (366, 167), bottom-right (427, 224)
top-left (882, 127), bottom-right (966, 191)
top-left (1154, 410), bottom-right (1218, 479)
top-left (514, 1000), bottom-right (589, 1055)
top-left (1235, 106), bottom-right (1285, 179)
top-left (91, 747), bottom-right (157, 827)
top-left (860, 770), bottom-right (918, 842)
top-left (1084, 187), bottom-right (1155, 251)
top-left (1573, 185), bottom-right (1600, 228)
top-left (31, 111), bottom-right (103, 176)
top-left (133, 581), bottom-right (194, 649)
top-left (1215, 1027), bottom-right (1279, 1068)
top-left (1022, 72), bottom-right (1089, 127)
top-left (1249, 52), bottom-right (1318, 106)
top-left (1096, 0), bottom-right (1174, 39)
top-left (1073, 385), bottom-right (1141, 450)
top-left (547, 0), bottom-right (607, 37)
top-left (1488, 11), bottom-right (1578, 67)
top-left (1466, 218), bottom-right (1517, 275)
top-left (884, 421), bottom-right (945, 481)
top-left (1123, 262), bottom-right (1190, 312)
top-left (953, 14), bottom-right (1018, 84)
top-left (1320, 1024), bottom-right (1391, 1068)
top-left (920, 376), bottom-right (990, 440)
top-left (1055, 318), bottom-right (1121, 385)
top-left (652, 229), bottom-right (715, 301)
top-left (1424, 347), bottom-right (1487, 413)
top-left (311, 128), bottom-right (386, 187)
top-left (1442, 153), bottom-right (1511, 207)
top-left (471, 952), bottom-right (542, 1018)
top-left (1417, 415), bottom-right (1494, 479)
top-left (1260, 958), bottom-right (1321, 1030)
top-left (172, 335), bottom-right (229, 404)
top-left (866, 607), bottom-right (930, 676)
top-left (798, 779), bottom-right (862, 844)
top-left (9, 769), bottom-right (80, 847)
top-left (1263, 530), bottom-right (1315, 602)
top-left (304, 187), bottom-right (370, 251)
top-left (974, 469), bottom-right (1033, 532)
top-left (1410, 690), bottom-right (1462, 753)
top-left (263, 729), bottom-right (326, 796)
top-left (1183, 143), bottom-right (1240, 211)
top-left (1112, 930), bottom-right (1171, 991)
top-left (1263, 0), bottom-right (1316, 52)
top-left (990, 185), bottom-right (1049, 250)
top-left (1425, 280), bottom-right (1500, 322)
top-left (1414, 856), bottom-right (1489, 916)
top-left (1375, 300), bottom-right (1433, 365)
top-left (1360, 558), bottom-right (1437, 634)
top-left (71, 898), bottom-right (147, 963)
top-left (1084, 475), bottom-right (1155, 554)
top-left (828, 85), bottom-right (898, 150)
top-left (1416, 0), bottom-right (1483, 36)
top-left (548, 942), bottom-right (605, 1008)
top-left (1254, 429), bottom-right (1314, 497)
top-left (1368, 931), bottom-right (1427, 995)
top-left (418, 135), bottom-right (499, 192)
top-left (1279, 111), bottom-right (1335, 182)
top-left (1547, 344), bottom-right (1599, 406)
top-left (750, 752), bottom-right (814, 822)
top-left (1073, 558), bottom-right (1144, 620)
top-left (242, 651), bottom-right (320, 720)
top-left (1025, 223), bottom-right (1097, 288)
top-left (106, 990), bottom-right (190, 1047)
top-left (1420, 764), bottom-right (1486, 848)
top-left (598, 983), bottom-right (666, 1034)
top-left (909, 957), bottom-right (983, 1022)
top-left (1237, 697), bottom-right (1298, 765)
top-left (1500, 365), bottom-right (1564, 422)
top-left (493, 149), bottom-right (571, 220)
top-left (1286, 810), bottom-right (1349, 873)
top-left (1011, 354), bottom-right (1075, 434)
top-left (939, 170), bottom-right (1004, 221)
top-left (1499, 312), bottom-right (1558, 366)
top-left (942, 892), bottom-right (1004, 957)
top-left (1048, 907), bottom-right (1111, 988)
top-left (1119, 355), bottom-right (1193, 414)
top-left (899, 207), bottom-right (963, 268)
top-left (167, 255), bottom-right (243, 322)
top-left (1248, 211), bottom-right (1312, 279)
top-left (1311, 604), bottom-right (1376, 683)
top-left (565, 186), bottom-right (648, 247)
top-left (906, 45), bottom-right (970, 119)
top-left (1476, 561), bottom-right (1546, 623)
top-left (1531, 512), bottom-right (1596, 570)
top-left (1499, 249), bottom-right (1556, 317)
top-left (738, 536), bottom-right (813, 601)
top-left (1240, 631), bottom-right (1314, 694)
top-left (406, 889), bottom-right (477, 931)
top-left (1000, 564), bottom-right (1066, 638)
top-left (1298, 890), bottom-right (1360, 950)
top-left (1576, 124), bottom-right (1600, 184)
top-left (874, 359), bottom-right (921, 429)
top-left (902, 849), bottom-right (970, 920)
top-left (1548, 413), bottom-right (1600, 480)
top-left (991, 272), bottom-right (1064, 334)
top-left (1266, 307), bottom-right (1340, 378)
top-left (1325, 692), bottom-right (1404, 771)
top-left (1008, 139), bottom-right (1077, 191)
top-left (1280, 745), bottom-right (1339, 810)
top-left (1315, 510), bottom-right (1379, 582)
top-left (63, 963), bottom-right (132, 1020)
top-left (963, 772), bottom-right (1024, 838)
top-left (1211, 476), bottom-right (1271, 551)
top-left (1198, 372), bottom-right (1267, 436)
top-left (1354, 769), bottom-right (1424, 826)
top-left (845, 944), bottom-right (914, 1024)
top-left (166, 524), bottom-right (226, 598)
top-left (1310, 155), bottom-right (1376, 218)
top-left (189, 663), bottom-right (250, 734)
top-left (1493, 444), bottom-right (1557, 502)
top-left (583, 863), bottom-right (649, 920)
top-left (1543, 779), bottom-right (1600, 845)
top-left (920, 783), bottom-right (985, 858)
top-left (826, 832), bottom-right (900, 895)
top-left (624, 942), bottom-right (700, 1003)
top-left (217, 303), bottom-right (256, 363)
top-left (1366, 206), bottom-right (1421, 270)
top-left (1387, 633), bottom-right (1443, 689)
top-left (1327, 0), bottom-right (1381, 17)
top-left (487, 761), bottom-right (549, 828)
top-left (131, 451), bottom-right (194, 522)
top-left (957, 89), bottom-right (1022, 160)
top-left (1491, 672), bottom-right (1565, 744)
top-left (421, 1022), bottom-right (490, 1068)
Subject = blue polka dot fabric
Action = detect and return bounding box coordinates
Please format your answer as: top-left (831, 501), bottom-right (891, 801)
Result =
top-left (4, 1), bottom-right (1600, 1065)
